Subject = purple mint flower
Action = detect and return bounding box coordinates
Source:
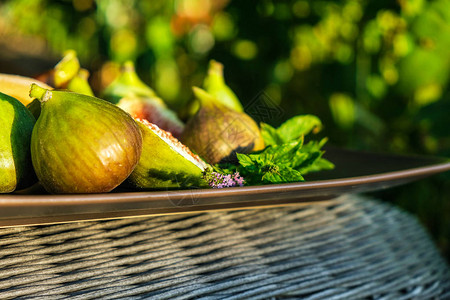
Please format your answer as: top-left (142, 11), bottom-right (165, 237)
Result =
top-left (204, 171), bottom-right (246, 189)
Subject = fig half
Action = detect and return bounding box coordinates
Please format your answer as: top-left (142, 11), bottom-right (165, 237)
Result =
top-left (102, 62), bottom-right (185, 138)
top-left (29, 84), bottom-right (142, 194)
top-left (126, 119), bottom-right (208, 189)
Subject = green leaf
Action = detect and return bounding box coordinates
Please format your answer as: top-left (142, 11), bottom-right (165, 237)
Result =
top-left (262, 165), bottom-right (304, 183)
top-left (216, 114), bottom-right (333, 186)
top-left (260, 122), bottom-right (283, 146)
top-left (261, 115), bottom-right (322, 146)
top-left (236, 152), bottom-right (256, 167)
top-left (277, 115), bottom-right (322, 142)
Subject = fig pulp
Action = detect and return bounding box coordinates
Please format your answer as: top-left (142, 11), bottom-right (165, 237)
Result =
top-left (0, 92), bottom-right (36, 193)
top-left (29, 84), bottom-right (142, 194)
top-left (126, 119), bottom-right (208, 189)
top-left (102, 62), bottom-right (185, 138)
top-left (181, 87), bottom-right (264, 164)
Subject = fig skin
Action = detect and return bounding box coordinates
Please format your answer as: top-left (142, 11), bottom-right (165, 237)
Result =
top-left (30, 84), bottom-right (142, 194)
top-left (181, 87), bottom-right (264, 165)
top-left (126, 119), bottom-right (208, 189)
top-left (0, 92), bottom-right (36, 193)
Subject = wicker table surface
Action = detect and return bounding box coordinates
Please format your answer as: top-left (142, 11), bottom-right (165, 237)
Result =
top-left (0, 194), bottom-right (448, 299)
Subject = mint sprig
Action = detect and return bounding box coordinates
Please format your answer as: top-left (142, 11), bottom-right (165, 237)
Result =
top-left (209, 115), bottom-right (334, 187)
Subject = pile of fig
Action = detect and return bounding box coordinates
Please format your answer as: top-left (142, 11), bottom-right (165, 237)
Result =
top-left (0, 52), bottom-right (270, 194)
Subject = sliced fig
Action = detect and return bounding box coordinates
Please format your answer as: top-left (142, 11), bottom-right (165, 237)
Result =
top-left (102, 61), bottom-right (157, 104)
top-left (126, 119), bottom-right (208, 189)
top-left (102, 61), bottom-right (185, 138)
top-left (117, 96), bottom-right (185, 138)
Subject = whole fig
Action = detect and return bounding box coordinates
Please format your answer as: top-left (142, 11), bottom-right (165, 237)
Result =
top-left (29, 84), bottom-right (142, 194)
top-left (36, 50), bottom-right (94, 96)
top-left (181, 87), bottom-right (264, 164)
top-left (203, 60), bottom-right (243, 112)
top-left (0, 92), bottom-right (36, 193)
top-left (180, 60), bottom-right (243, 119)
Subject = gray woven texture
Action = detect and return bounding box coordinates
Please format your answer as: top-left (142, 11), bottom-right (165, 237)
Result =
top-left (0, 194), bottom-right (448, 299)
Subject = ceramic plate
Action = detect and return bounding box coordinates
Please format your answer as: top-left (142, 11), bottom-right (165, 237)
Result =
top-left (1, 147), bottom-right (449, 227)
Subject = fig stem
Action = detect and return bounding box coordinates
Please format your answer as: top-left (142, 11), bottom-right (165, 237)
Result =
top-left (192, 86), bottom-right (216, 106)
top-left (208, 60), bottom-right (224, 78)
top-left (30, 84), bottom-right (51, 103)
top-left (123, 61), bottom-right (135, 72)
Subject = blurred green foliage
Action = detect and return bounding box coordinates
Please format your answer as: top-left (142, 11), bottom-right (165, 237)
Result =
top-left (0, 0), bottom-right (449, 259)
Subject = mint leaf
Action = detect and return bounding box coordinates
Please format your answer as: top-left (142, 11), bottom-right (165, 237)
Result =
top-left (261, 115), bottom-right (323, 146)
top-left (214, 114), bottom-right (333, 187)
top-left (293, 139), bottom-right (334, 174)
top-left (302, 158), bottom-right (335, 174)
top-left (278, 115), bottom-right (322, 142)
top-left (236, 153), bottom-right (255, 167)
top-left (260, 123), bottom-right (283, 146)
top-left (262, 165), bottom-right (304, 183)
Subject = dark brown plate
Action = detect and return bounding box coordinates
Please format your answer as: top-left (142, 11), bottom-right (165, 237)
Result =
top-left (1, 147), bottom-right (449, 227)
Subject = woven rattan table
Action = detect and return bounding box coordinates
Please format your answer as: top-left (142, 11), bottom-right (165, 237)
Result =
top-left (0, 194), bottom-right (449, 299)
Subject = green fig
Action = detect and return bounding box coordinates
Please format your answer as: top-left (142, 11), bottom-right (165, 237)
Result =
top-left (181, 60), bottom-right (244, 119)
top-left (29, 84), bottom-right (142, 194)
top-left (53, 50), bottom-right (81, 88)
top-left (102, 61), bottom-right (185, 138)
top-left (35, 50), bottom-right (94, 96)
top-left (126, 119), bottom-right (208, 189)
top-left (0, 92), bottom-right (36, 193)
top-left (102, 61), bottom-right (157, 104)
top-left (66, 68), bottom-right (94, 96)
top-left (181, 87), bottom-right (264, 165)
top-left (26, 68), bottom-right (93, 120)
top-left (204, 60), bottom-right (243, 112)
top-left (26, 98), bottom-right (41, 120)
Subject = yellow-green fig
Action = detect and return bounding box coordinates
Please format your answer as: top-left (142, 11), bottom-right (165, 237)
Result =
top-left (36, 50), bottom-right (94, 96)
top-left (126, 119), bottom-right (208, 189)
top-left (102, 61), bottom-right (157, 103)
top-left (66, 68), bottom-right (95, 96)
top-left (29, 84), bottom-right (142, 194)
top-left (181, 87), bottom-right (264, 164)
top-left (204, 60), bottom-right (243, 112)
top-left (181, 60), bottom-right (244, 119)
top-left (0, 92), bottom-right (36, 193)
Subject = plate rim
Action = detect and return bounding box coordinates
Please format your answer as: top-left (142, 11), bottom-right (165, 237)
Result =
top-left (2, 151), bottom-right (449, 206)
